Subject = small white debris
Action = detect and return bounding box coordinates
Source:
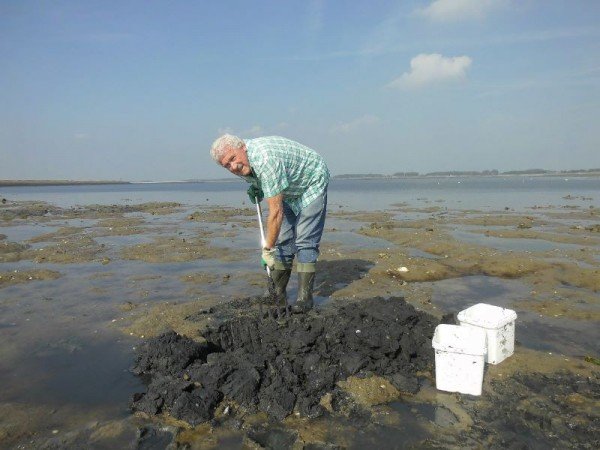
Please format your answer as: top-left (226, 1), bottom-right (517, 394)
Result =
top-left (355, 329), bottom-right (361, 334)
top-left (52, 430), bottom-right (59, 434)
top-left (397, 267), bottom-right (408, 273)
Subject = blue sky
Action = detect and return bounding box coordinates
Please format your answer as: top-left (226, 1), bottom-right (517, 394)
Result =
top-left (1, 0), bottom-right (599, 181)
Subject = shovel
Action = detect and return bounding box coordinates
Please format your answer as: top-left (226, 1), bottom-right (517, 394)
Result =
top-left (255, 197), bottom-right (288, 318)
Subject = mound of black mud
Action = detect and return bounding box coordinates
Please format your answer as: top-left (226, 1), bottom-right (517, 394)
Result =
top-left (131, 296), bottom-right (437, 425)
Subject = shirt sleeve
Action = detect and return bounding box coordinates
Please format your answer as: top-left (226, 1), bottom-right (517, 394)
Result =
top-left (259, 156), bottom-right (289, 198)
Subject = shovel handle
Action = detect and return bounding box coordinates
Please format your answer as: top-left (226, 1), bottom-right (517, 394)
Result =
top-left (255, 198), bottom-right (271, 277)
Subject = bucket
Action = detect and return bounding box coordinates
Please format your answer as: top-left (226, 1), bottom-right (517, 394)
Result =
top-left (432, 324), bottom-right (487, 395)
top-left (432, 324), bottom-right (487, 396)
top-left (457, 303), bottom-right (517, 365)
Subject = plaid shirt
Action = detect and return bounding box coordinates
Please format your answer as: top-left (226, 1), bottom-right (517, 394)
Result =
top-left (244, 136), bottom-right (329, 215)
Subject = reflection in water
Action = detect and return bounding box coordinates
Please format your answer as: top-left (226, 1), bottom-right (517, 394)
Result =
top-left (450, 229), bottom-right (583, 253)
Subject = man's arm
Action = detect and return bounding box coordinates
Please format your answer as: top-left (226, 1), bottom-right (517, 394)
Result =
top-left (264, 194), bottom-right (284, 249)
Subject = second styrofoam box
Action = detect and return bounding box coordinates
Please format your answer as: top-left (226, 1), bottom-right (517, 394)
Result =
top-left (432, 324), bottom-right (487, 396)
top-left (457, 303), bottom-right (517, 365)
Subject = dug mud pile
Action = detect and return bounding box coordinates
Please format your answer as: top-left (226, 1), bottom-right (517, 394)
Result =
top-left (130, 297), bottom-right (437, 425)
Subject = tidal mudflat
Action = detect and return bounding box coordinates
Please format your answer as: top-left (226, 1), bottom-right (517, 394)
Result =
top-left (0, 194), bottom-right (598, 449)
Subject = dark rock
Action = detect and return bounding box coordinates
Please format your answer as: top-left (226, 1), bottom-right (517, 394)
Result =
top-left (258, 382), bottom-right (296, 421)
top-left (131, 330), bottom-right (213, 377)
top-left (135, 426), bottom-right (176, 450)
top-left (131, 375), bottom-right (193, 415)
top-left (219, 365), bottom-right (261, 406)
top-left (170, 387), bottom-right (223, 425)
top-left (388, 373), bottom-right (420, 394)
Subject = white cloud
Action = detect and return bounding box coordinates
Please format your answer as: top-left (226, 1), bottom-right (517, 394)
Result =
top-left (330, 115), bottom-right (380, 134)
top-left (217, 127), bottom-right (234, 135)
top-left (245, 125), bottom-right (263, 137)
top-left (388, 53), bottom-right (472, 90)
top-left (417, 0), bottom-right (508, 22)
top-left (217, 125), bottom-right (263, 137)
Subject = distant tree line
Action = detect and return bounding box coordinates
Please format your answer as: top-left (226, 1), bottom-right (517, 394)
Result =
top-left (424, 170), bottom-right (499, 176)
top-left (333, 168), bottom-right (600, 179)
top-left (333, 173), bottom-right (390, 179)
top-left (392, 172), bottom-right (420, 177)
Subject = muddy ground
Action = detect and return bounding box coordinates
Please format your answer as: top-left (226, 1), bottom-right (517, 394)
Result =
top-left (0, 197), bottom-right (599, 449)
top-left (130, 297), bottom-right (436, 424)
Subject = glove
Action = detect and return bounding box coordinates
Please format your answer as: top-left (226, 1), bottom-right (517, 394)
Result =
top-left (247, 184), bottom-right (264, 204)
top-left (261, 247), bottom-right (276, 269)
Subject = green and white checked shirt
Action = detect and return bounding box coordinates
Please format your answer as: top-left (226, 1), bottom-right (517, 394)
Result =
top-left (244, 136), bottom-right (329, 215)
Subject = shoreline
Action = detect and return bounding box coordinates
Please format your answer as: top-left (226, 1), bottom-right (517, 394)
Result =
top-left (0, 180), bottom-right (131, 187)
top-left (2, 171), bottom-right (600, 188)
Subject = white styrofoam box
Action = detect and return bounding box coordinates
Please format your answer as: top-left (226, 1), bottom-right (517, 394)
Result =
top-left (457, 303), bottom-right (517, 365)
top-left (432, 324), bottom-right (487, 396)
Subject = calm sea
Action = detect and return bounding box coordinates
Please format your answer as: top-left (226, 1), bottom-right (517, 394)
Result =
top-left (1, 176), bottom-right (599, 210)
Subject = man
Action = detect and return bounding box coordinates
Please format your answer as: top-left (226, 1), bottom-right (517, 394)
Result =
top-left (210, 134), bottom-right (329, 312)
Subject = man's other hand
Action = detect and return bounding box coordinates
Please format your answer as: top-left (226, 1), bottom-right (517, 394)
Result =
top-left (247, 185), bottom-right (264, 204)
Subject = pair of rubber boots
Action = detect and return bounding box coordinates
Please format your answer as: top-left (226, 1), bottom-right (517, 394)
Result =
top-left (270, 263), bottom-right (315, 313)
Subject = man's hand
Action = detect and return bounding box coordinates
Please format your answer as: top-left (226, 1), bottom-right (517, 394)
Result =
top-left (261, 247), bottom-right (276, 269)
top-left (247, 185), bottom-right (264, 204)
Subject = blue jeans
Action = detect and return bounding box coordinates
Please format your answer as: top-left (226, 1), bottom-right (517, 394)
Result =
top-left (276, 190), bottom-right (327, 267)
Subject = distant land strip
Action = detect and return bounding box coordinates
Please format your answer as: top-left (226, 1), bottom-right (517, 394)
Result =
top-left (2, 168), bottom-right (599, 187)
top-left (0, 180), bottom-right (131, 187)
top-left (333, 168), bottom-right (600, 179)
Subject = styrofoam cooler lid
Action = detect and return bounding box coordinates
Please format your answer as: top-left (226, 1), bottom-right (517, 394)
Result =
top-left (432, 324), bottom-right (487, 355)
top-left (457, 303), bottom-right (517, 329)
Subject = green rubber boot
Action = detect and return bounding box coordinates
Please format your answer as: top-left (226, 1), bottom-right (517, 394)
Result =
top-left (293, 263), bottom-right (316, 313)
top-left (270, 267), bottom-right (292, 302)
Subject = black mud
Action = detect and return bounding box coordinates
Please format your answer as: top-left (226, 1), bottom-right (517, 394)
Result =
top-left (466, 371), bottom-right (600, 449)
top-left (130, 297), bottom-right (437, 425)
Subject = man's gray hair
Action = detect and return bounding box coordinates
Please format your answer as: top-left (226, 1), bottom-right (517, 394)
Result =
top-left (210, 134), bottom-right (245, 163)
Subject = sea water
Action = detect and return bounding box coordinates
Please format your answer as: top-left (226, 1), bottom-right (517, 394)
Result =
top-left (2, 176), bottom-right (599, 211)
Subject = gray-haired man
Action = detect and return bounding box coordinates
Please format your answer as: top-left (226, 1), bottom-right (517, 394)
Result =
top-left (210, 134), bottom-right (329, 312)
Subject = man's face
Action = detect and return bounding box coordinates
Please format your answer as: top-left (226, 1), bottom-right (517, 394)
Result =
top-left (219, 147), bottom-right (251, 176)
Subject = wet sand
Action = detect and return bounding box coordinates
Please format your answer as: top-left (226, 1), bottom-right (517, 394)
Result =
top-left (0, 197), bottom-right (598, 448)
